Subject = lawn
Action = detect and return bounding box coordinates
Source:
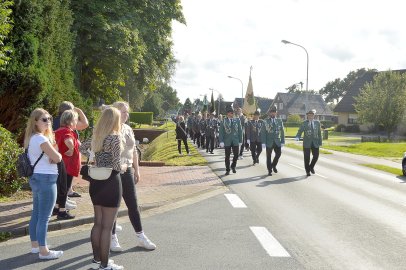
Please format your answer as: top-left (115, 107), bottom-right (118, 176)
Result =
top-left (143, 129), bottom-right (207, 166)
top-left (360, 164), bottom-right (403, 176)
top-left (322, 142), bottom-right (406, 158)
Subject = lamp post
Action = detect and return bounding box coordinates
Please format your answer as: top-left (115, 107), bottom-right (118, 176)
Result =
top-left (209, 88), bottom-right (221, 116)
top-left (282, 39), bottom-right (309, 116)
top-left (227, 76), bottom-right (244, 109)
top-left (281, 40), bottom-right (309, 91)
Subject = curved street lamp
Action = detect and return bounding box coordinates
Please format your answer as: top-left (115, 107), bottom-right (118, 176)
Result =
top-left (227, 75), bottom-right (244, 108)
top-left (281, 40), bottom-right (309, 92)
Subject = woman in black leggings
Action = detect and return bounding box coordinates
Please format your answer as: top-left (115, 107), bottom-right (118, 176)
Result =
top-left (110, 101), bottom-right (156, 252)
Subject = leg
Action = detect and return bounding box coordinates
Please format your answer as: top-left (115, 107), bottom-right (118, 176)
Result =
top-left (256, 142), bottom-right (262, 162)
top-left (303, 147), bottom-right (311, 174)
top-left (266, 147), bottom-right (273, 173)
top-left (56, 161), bottom-right (68, 209)
top-left (210, 136), bottom-right (215, 152)
top-left (29, 176), bottom-right (40, 247)
top-left (183, 137), bottom-right (190, 154)
top-left (177, 139), bottom-right (182, 154)
top-left (310, 146), bottom-right (320, 171)
top-left (91, 205), bottom-right (103, 262)
top-left (224, 146), bottom-right (231, 172)
top-left (250, 142), bottom-right (256, 163)
top-left (239, 134), bottom-right (245, 156)
top-left (99, 206), bottom-right (119, 267)
top-left (271, 143), bottom-right (282, 170)
top-left (231, 145), bottom-right (239, 171)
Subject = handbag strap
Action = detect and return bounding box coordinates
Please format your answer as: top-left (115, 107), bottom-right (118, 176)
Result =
top-left (26, 146), bottom-right (44, 169)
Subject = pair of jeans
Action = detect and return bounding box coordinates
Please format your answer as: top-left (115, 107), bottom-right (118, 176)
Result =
top-left (29, 173), bottom-right (58, 246)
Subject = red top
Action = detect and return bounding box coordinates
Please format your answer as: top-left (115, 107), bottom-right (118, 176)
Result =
top-left (55, 127), bottom-right (81, 177)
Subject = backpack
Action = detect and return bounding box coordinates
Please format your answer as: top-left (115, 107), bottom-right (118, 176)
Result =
top-left (16, 148), bottom-right (44, 178)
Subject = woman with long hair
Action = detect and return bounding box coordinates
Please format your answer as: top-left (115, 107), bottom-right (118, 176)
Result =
top-left (80, 107), bottom-right (124, 270)
top-left (25, 108), bottom-right (63, 259)
top-left (109, 101), bottom-right (156, 252)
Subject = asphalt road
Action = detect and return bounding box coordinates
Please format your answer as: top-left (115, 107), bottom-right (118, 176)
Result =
top-left (205, 144), bottom-right (406, 270)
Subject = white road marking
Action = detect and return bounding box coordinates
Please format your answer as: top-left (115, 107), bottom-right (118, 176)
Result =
top-left (224, 194), bottom-right (247, 208)
top-left (288, 163), bottom-right (327, 178)
top-left (250, 226), bottom-right (290, 257)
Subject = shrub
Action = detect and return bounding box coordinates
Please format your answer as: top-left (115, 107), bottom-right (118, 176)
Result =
top-left (129, 112), bottom-right (153, 125)
top-left (335, 124), bottom-right (346, 132)
top-left (0, 125), bottom-right (25, 195)
top-left (320, 120), bottom-right (334, 129)
top-left (287, 114), bottom-right (302, 123)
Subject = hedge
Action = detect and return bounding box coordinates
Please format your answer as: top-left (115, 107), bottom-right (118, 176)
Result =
top-left (129, 112), bottom-right (153, 125)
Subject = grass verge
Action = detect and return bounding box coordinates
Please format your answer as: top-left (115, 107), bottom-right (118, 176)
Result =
top-left (143, 130), bottom-right (207, 166)
top-left (360, 164), bottom-right (402, 176)
top-left (322, 142), bottom-right (406, 158)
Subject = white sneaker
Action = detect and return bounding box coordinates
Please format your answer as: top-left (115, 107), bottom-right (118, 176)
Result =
top-left (110, 234), bottom-right (122, 252)
top-left (31, 247), bottom-right (39, 254)
top-left (136, 233), bottom-right (156, 250)
top-left (99, 262), bottom-right (124, 270)
top-left (39, 250), bottom-right (63, 260)
top-left (115, 224), bottom-right (123, 232)
top-left (67, 197), bottom-right (77, 205)
top-left (65, 200), bottom-right (76, 210)
top-left (91, 259), bottom-right (114, 270)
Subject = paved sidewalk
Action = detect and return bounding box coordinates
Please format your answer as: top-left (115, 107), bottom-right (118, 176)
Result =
top-left (0, 166), bottom-right (225, 237)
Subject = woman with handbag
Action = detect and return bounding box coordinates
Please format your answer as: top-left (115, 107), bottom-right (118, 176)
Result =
top-left (80, 107), bottom-right (124, 270)
top-left (109, 101), bottom-right (156, 252)
top-left (25, 108), bottom-right (63, 260)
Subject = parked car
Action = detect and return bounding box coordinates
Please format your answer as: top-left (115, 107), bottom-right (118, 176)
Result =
top-left (402, 152), bottom-right (406, 176)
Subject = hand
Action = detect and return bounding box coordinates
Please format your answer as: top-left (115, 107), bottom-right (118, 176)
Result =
top-left (219, 142), bottom-right (224, 148)
top-left (295, 137), bottom-right (299, 141)
top-left (247, 139), bottom-right (250, 144)
top-left (281, 143), bottom-right (284, 148)
top-left (120, 164), bottom-right (128, 174)
top-left (262, 144), bottom-right (266, 149)
top-left (134, 172), bottom-right (140, 184)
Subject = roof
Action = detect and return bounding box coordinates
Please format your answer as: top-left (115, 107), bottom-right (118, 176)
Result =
top-left (233, 97), bottom-right (273, 114)
top-left (334, 69), bottom-right (406, 113)
top-left (274, 92), bottom-right (333, 115)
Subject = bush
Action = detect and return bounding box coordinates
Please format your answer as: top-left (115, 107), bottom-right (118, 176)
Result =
top-left (129, 112), bottom-right (153, 125)
top-left (0, 125), bottom-right (25, 195)
top-left (320, 120), bottom-right (334, 129)
top-left (335, 124), bottom-right (346, 132)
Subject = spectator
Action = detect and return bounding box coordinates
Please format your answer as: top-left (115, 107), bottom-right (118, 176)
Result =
top-left (80, 107), bottom-right (124, 270)
top-left (25, 108), bottom-right (63, 259)
top-left (54, 109), bottom-right (81, 220)
top-left (175, 115), bottom-right (190, 155)
top-left (109, 101), bottom-right (156, 252)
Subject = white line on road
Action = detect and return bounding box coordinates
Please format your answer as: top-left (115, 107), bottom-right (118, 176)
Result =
top-left (250, 226), bottom-right (290, 257)
top-left (224, 194), bottom-right (247, 208)
top-left (288, 163), bottom-right (327, 179)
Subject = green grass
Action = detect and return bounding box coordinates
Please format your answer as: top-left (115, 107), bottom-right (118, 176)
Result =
top-left (143, 130), bottom-right (207, 166)
top-left (322, 142), bottom-right (406, 158)
top-left (285, 143), bottom-right (333, 154)
top-left (360, 164), bottom-right (403, 176)
top-left (0, 232), bottom-right (12, 242)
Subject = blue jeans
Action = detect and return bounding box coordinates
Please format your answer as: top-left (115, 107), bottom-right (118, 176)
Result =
top-left (29, 173), bottom-right (58, 246)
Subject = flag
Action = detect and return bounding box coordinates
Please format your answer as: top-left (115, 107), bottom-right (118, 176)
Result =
top-left (210, 91), bottom-right (215, 113)
top-left (243, 67), bottom-right (257, 115)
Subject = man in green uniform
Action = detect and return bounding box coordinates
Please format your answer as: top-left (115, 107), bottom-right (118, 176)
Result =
top-left (261, 106), bottom-right (285, 176)
top-left (295, 109), bottom-right (322, 176)
top-left (219, 107), bottom-right (243, 175)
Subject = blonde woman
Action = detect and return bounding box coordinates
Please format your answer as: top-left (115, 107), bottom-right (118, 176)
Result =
top-left (109, 101), bottom-right (156, 252)
top-left (25, 108), bottom-right (63, 259)
top-left (80, 107), bottom-right (124, 270)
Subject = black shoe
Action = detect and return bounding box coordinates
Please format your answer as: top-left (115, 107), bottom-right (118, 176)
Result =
top-left (57, 211), bottom-right (75, 220)
top-left (272, 166), bottom-right (278, 173)
top-left (306, 172), bottom-right (311, 177)
top-left (255, 159), bottom-right (259, 164)
top-left (310, 168), bottom-right (315, 174)
top-left (52, 208), bottom-right (59, 216)
top-left (232, 167), bottom-right (236, 173)
top-left (253, 161), bottom-right (256, 165)
top-left (210, 152), bottom-right (214, 154)
top-left (225, 171), bottom-right (230, 175)
top-left (268, 171), bottom-right (272, 176)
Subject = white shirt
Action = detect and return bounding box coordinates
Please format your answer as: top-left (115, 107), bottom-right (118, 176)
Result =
top-left (120, 123), bottom-right (136, 166)
top-left (28, 134), bottom-right (58, 174)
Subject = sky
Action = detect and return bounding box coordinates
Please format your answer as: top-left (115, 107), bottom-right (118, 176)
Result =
top-left (170, 0), bottom-right (406, 104)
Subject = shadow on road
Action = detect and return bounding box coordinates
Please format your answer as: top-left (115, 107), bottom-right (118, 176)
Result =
top-left (257, 175), bottom-right (308, 187)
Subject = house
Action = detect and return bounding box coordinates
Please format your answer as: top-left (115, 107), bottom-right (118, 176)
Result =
top-left (271, 92), bottom-right (334, 121)
top-left (333, 69), bottom-right (406, 131)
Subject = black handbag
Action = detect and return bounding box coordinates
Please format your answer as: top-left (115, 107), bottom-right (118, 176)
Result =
top-left (80, 163), bottom-right (92, 181)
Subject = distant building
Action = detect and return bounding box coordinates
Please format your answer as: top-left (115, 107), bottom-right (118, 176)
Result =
top-left (232, 97), bottom-right (273, 116)
top-left (271, 92), bottom-right (334, 121)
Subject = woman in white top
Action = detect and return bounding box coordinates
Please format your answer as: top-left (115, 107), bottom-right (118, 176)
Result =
top-left (109, 101), bottom-right (156, 252)
top-left (24, 108), bottom-right (63, 260)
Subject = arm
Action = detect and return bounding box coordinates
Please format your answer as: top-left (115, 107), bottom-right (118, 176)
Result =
top-left (318, 122), bottom-right (323, 146)
top-left (280, 120), bottom-right (285, 144)
top-left (74, 107), bottom-right (89, 131)
top-left (40, 141), bottom-right (62, 163)
top-left (219, 121), bottom-right (224, 143)
top-left (132, 148), bottom-right (141, 184)
top-left (296, 122), bottom-right (305, 139)
top-left (64, 137), bottom-right (74, 156)
top-left (110, 135), bottom-right (122, 172)
top-left (238, 120), bottom-right (243, 144)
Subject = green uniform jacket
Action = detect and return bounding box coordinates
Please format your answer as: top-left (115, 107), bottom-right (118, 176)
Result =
top-left (296, 120), bottom-right (322, 148)
top-left (219, 117), bottom-right (243, 147)
top-left (260, 118), bottom-right (285, 147)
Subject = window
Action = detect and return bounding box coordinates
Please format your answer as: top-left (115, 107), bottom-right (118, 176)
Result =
top-left (279, 103), bottom-right (283, 110)
top-left (348, 114), bottom-right (358, 124)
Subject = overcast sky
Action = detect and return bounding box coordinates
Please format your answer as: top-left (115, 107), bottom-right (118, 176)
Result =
top-left (170, 0), bottom-right (406, 104)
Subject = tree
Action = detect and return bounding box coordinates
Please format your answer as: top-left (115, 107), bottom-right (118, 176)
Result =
top-left (355, 70), bottom-right (406, 139)
top-left (183, 98), bottom-right (192, 114)
top-left (287, 114), bottom-right (302, 123)
top-left (141, 92), bottom-right (162, 117)
top-left (319, 68), bottom-right (376, 103)
top-left (0, 0), bottom-right (13, 69)
top-left (209, 91), bottom-right (215, 113)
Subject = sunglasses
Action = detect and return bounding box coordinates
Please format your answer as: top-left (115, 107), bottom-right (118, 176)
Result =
top-left (40, 117), bottom-right (52, 123)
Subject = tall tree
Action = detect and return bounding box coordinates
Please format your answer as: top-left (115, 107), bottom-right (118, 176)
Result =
top-left (355, 70), bottom-right (406, 139)
top-left (209, 91), bottom-right (215, 113)
top-left (0, 0), bottom-right (13, 69)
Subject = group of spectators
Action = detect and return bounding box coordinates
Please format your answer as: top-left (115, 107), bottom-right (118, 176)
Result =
top-left (25, 101), bottom-right (155, 270)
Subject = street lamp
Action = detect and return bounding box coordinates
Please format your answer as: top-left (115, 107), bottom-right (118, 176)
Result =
top-left (281, 39), bottom-right (309, 115)
top-left (209, 88), bottom-right (221, 116)
top-left (227, 75), bottom-right (244, 108)
top-left (281, 40), bottom-right (309, 91)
